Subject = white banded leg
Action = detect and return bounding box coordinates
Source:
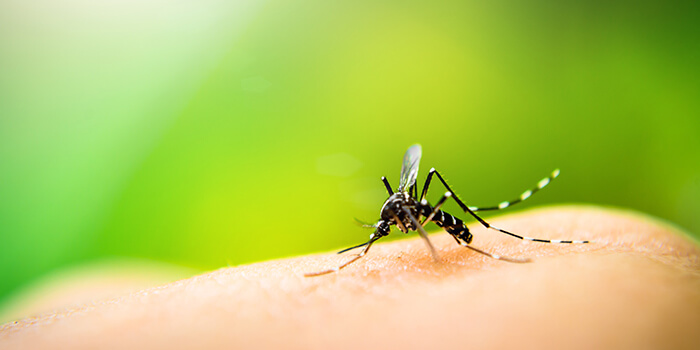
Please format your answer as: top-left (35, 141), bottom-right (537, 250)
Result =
top-left (424, 169), bottom-right (590, 245)
top-left (305, 234), bottom-right (380, 277)
top-left (468, 169), bottom-right (560, 212)
top-left (488, 223), bottom-right (590, 244)
top-left (420, 191), bottom-right (452, 226)
top-left (450, 235), bottom-right (530, 263)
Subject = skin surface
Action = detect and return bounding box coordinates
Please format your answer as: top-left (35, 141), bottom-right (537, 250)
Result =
top-left (1, 205), bottom-right (699, 349)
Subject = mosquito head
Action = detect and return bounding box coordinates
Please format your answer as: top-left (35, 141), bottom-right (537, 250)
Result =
top-left (374, 220), bottom-right (391, 237)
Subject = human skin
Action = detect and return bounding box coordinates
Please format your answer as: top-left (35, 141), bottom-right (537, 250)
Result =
top-left (1, 205), bottom-right (699, 349)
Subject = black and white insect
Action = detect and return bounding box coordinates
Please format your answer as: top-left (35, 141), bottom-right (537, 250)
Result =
top-left (305, 144), bottom-right (589, 277)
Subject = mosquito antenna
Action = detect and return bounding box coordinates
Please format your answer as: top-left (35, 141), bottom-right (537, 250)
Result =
top-left (353, 217), bottom-right (376, 228)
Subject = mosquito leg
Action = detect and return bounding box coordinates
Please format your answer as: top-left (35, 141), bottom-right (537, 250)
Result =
top-left (304, 234), bottom-right (381, 277)
top-left (336, 240), bottom-right (371, 254)
top-left (392, 214), bottom-right (408, 233)
top-left (420, 191), bottom-right (452, 226)
top-left (449, 235), bottom-right (530, 263)
top-left (419, 168), bottom-right (436, 202)
top-left (467, 169), bottom-right (560, 212)
top-left (428, 169), bottom-right (589, 244)
top-left (381, 176), bottom-right (393, 195)
top-left (402, 208), bottom-right (439, 261)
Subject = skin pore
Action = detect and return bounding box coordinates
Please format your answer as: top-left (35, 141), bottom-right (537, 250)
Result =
top-left (1, 205), bottom-right (699, 349)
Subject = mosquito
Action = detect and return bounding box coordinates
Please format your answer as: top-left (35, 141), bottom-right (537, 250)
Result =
top-left (305, 144), bottom-right (589, 277)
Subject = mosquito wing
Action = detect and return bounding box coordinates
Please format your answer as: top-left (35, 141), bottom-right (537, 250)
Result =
top-left (398, 144), bottom-right (422, 193)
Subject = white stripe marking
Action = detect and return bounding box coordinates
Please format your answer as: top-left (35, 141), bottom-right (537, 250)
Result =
top-left (468, 206), bottom-right (478, 211)
top-left (524, 237), bottom-right (534, 241)
top-left (552, 169), bottom-right (560, 178)
top-left (498, 201), bottom-right (510, 209)
top-left (551, 239), bottom-right (562, 243)
top-left (538, 178), bottom-right (550, 188)
top-left (520, 190), bottom-right (532, 200)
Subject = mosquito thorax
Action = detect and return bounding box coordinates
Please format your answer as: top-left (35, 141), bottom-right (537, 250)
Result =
top-left (379, 192), bottom-right (420, 233)
top-left (379, 192), bottom-right (409, 220)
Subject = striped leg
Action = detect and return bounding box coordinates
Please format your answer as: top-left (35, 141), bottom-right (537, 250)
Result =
top-left (305, 234), bottom-right (381, 277)
top-left (420, 191), bottom-right (452, 226)
top-left (449, 235), bottom-right (530, 263)
top-left (424, 168), bottom-right (589, 244)
top-left (468, 169), bottom-right (561, 212)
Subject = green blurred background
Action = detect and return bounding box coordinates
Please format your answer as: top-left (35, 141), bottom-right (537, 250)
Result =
top-left (1, 0), bottom-right (698, 307)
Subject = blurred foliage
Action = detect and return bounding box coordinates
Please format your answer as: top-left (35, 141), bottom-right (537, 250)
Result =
top-left (1, 0), bottom-right (699, 304)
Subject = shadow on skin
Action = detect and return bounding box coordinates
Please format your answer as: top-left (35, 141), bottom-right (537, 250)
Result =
top-left (2, 205), bottom-right (699, 349)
